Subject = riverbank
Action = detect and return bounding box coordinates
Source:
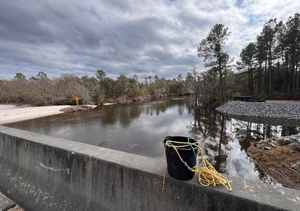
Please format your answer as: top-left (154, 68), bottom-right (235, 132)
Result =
top-left (0, 104), bottom-right (97, 125)
top-left (217, 101), bottom-right (300, 190)
top-left (0, 104), bottom-right (72, 125)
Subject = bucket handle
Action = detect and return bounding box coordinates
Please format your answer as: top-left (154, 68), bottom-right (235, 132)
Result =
top-left (188, 137), bottom-right (197, 157)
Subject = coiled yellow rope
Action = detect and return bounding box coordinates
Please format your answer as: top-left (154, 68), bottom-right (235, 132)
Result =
top-left (162, 140), bottom-right (232, 192)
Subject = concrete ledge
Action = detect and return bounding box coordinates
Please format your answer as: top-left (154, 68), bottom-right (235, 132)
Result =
top-left (0, 192), bottom-right (16, 210)
top-left (0, 126), bottom-right (299, 210)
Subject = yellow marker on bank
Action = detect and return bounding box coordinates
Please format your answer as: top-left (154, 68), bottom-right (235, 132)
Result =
top-left (75, 96), bottom-right (80, 106)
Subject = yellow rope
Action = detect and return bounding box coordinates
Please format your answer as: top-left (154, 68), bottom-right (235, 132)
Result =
top-left (162, 140), bottom-right (232, 192)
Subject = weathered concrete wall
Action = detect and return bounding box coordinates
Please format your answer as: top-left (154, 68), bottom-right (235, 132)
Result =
top-left (0, 126), bottom-right (299, 211)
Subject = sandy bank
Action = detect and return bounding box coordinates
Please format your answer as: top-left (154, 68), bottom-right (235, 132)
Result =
top-left (0, 104), bottom-right (72, 125)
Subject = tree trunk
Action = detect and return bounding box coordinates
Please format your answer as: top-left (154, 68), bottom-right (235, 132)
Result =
top-left (257, 63), bottom-right (262, 95)
top-left (268, 48), bottom-right (273, 98)
top-left (218, 65), bottom-right (225, 103)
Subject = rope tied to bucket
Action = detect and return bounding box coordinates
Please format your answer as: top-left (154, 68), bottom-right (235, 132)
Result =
top-left (162, 140), bottom-right (232, 192)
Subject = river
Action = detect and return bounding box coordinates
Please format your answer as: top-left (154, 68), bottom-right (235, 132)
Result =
top-left (5, 97), bottom-right (300, 184)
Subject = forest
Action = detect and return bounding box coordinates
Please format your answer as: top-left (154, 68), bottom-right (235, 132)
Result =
top-left (196, 13), bottom-right (300, 106)
top-left (0, 13), bottom-right (299, 107)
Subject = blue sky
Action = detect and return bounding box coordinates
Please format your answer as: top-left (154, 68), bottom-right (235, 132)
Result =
top-left (0, 0), bottom-right (299, 81)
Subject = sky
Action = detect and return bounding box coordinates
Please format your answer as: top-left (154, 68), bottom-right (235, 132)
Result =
top-left (0, 0), bottom-right (299, 81)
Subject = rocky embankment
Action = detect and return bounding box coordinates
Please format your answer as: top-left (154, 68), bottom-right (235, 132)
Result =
top-left (216, 101), bottom-right (300, 120)
top-left (216, 101), bottom-right (300, 126)
top-left (217, 101), bottom-right (300, 190)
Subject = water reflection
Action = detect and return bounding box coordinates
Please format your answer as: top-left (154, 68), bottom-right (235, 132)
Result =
top-left (187, 107), bottom-right (230, 173)
top-left (5, 97), bottom-right (300, 184)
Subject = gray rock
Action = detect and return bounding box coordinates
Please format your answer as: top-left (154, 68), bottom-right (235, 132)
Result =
top-left (289, 143), bottom-right (300, 151)
top-left (281, 138), bottom-right (293, 145)
top-left (0, 192), bottom-right (16, 211)
top-left (291, 162), bottom-right (300, 170)
top-left (289, 135), bottom-right (299, 142)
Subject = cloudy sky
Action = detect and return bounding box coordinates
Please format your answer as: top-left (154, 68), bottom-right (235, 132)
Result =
top-left (0, 0), bottom-right (299, 80)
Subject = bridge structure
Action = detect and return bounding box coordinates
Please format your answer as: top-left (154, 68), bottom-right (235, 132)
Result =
top-left (0, 126), bottom-right (299, 210)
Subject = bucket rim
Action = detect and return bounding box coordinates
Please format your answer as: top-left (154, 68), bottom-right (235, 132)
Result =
top-left (163, 136), bottom-right (198, 150)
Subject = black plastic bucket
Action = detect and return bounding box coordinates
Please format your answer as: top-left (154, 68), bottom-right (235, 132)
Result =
top-left (163, 136), bottom-right (198, 180)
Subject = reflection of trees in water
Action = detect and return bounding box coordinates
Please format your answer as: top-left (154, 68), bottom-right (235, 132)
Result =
top-left (281, 126), bottom-right (299, 136)
top-left (233, 121), bottom-right (300, 152)
top-left (100, 106), bottom-right (119, 125)
top-left (119, 105), bottom-right (143, 127)
top-left (100, 98), bottom-right (191, 127)
top-left (100, 105), bottom-right (143, 127)
top-left (188, 106), bottom-right (231, 173)
top-left (144, 102), bottom-right (168, 116)
top-left (144, 99), bottom-right (188, 116)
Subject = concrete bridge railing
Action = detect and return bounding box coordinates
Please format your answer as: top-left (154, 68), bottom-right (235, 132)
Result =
top-left (0, 126), bottom-right (299, 210)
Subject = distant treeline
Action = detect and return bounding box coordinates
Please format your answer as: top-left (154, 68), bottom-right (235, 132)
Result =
top-left (0, 70), bottom-right (194, 106)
